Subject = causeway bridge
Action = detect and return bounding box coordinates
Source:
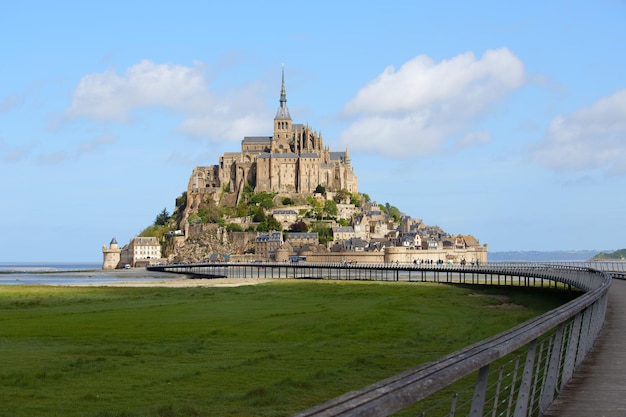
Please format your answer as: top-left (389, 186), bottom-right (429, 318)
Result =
top-left (148, 261), bottom-right (626, 416)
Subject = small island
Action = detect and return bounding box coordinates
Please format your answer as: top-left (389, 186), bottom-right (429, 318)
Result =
top-left (103, 68), bottom-right (487, 269)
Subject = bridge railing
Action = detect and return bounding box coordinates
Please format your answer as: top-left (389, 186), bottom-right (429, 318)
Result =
top-left (148, 262), bottom-right (612, 416)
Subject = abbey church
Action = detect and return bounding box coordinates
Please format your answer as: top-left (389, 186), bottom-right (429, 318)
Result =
top-left (187, 67), bottom-right (358, 204)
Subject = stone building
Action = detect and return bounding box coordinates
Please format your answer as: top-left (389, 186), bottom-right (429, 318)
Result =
top-left (102, 236), bottom-right (162, 269)
top-left (125, 237), bottom-right (162, 266)
top-left (254, 231), bottom-right (283, 260)
top-left (185, 66), bottom-right (358, 221)
top-left (102, 238), bottom-right (122, 270)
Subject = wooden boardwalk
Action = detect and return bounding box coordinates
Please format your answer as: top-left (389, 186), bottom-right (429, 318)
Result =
top-left (544, 278), bottom-right (626, 416)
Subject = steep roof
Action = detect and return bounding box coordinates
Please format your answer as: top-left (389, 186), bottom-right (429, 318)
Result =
top-left (243, 136), bottom-right (271, 143)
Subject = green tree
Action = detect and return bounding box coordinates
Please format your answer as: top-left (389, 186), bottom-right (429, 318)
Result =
top-left (314, 184), bottom-right (326, 194)
top-left (387, 204), bottom-right (402, 222)
top-left (139, 225), bottom-right (169, 245)
top-left (350, 193), bottom-right (360, 207)
top-left (235, 202), bottom-right (249, 218)
top-left (281, 197), bottom-right (294, 205)
top-left (250, 192), bottom-right (276, 209)
top-left (306, 196), bottom-right (324, 219)
top-left (154, 208), bottom-right (170, 226)
top-left (310, 223), bottom-right (332, 246)
top-left (324, 200), bottom-right (338, 218)
top-left (257, 216), bottom-right (282, 232)
top-left (266, 215), bottom-right (282, 231)
top-left (251, 206), bottom-right (266, 223)
top-left (226, 223), bottom-right (244, 232)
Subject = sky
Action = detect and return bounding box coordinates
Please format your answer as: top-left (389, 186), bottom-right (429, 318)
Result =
top-left (1, 1), bottom-right (625, 262)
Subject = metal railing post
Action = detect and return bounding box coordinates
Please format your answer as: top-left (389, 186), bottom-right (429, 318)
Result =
top-left (470, 365), bottom-right (490, 417)
top-left (514, 339), bottom-right (537, 417)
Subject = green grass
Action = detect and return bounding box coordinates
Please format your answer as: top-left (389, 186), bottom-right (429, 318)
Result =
top-left (0, 281), bottom-right (579, 417)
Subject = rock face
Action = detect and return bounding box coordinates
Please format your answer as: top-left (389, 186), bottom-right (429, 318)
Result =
top-left (167, 227), bottom-right (256, 263)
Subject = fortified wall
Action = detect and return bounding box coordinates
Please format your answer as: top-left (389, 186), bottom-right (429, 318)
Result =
top-left (297, 246), bottom-right (488, 264)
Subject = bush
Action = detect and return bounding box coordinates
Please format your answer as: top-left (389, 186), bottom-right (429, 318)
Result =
top-left (226, 223), bottom-right (244, 232)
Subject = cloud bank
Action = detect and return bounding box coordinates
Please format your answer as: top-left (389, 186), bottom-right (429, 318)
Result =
top-left (67, 60), bottom-right (270, 142)
top-left (337, 48), bottom-right (526, 157)
top-left (532, 89), bottom-right (626, 174)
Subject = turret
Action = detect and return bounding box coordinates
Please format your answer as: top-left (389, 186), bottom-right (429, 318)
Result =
top-left (102, 237), bottom-right (122, 270)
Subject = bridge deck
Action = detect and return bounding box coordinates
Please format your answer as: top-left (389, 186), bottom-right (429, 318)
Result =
top-left (544, 278), bottom-right (626, 416)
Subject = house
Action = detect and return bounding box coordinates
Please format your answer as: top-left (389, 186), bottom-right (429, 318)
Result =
top-left (399, 232), bottom-right (422, 249)
top-left (343, 237), bottom-right (369, 252)
top-left (285, 232), bottom-right (319, 248)
top-left (272, 209), bottom-right (298, 228)
top-left (255, 231), bottom-right (283, 259)
top-left (352, 214), bottom-right (370, 240)
top-left (332, 226), bottom-right (355, 242)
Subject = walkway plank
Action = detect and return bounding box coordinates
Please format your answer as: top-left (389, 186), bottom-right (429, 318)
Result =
top-left (543, 278), bottom-right (626, 417)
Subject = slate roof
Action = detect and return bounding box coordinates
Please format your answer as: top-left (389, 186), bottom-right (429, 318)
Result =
top-left (243, 136), bottom-right (271, 143)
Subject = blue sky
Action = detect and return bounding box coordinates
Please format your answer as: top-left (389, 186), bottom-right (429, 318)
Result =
top-left (1, 1), bottom-right (625, 262)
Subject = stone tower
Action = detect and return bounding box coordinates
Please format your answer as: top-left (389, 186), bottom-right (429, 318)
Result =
top-left (102, 237), bottom-right (122, 270)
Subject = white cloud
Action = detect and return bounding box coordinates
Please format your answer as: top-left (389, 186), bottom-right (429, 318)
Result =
top-left (78, 133), bottom-right (118, 154)
top-left (338, 48), bottom-right (525, 157)
top-left (532, 89), bottom-right (626, 174)
top-left (67, 60), bottom-right (270, 143)
top-left (456, 131), bottom-right (492, 149)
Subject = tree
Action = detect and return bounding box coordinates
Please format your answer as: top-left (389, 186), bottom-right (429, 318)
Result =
top-left (281, 197), bottom-right (294, 205)
top-left (324, 200), bottom-right (338, 218)
top-left (154, 208), bottom-right (170, 226)
top-left (350, 193), bottom-right (360, 207)
top-left (266, 215), bottom-right (282, 231)
top-left (289, 221), bottom-right (308, 232)
top-left (251, 206), bottom-right (266, 223)
top-left (257, 215), bottom-right (282, 232)
top-left (306, 196), bottom-right (323, 219)
top-left (388, 205), bottom-right (402, 222)
top-left (250, 192), bottom-right (276, 209)
top-left (314, 184), bottom-right (326, 194)
top-left (226, 223), bottom-right (244, 232)
top-left (310, 223), bottom-right (332, 246)
top-left (333, 189), bottom-right (350, 204)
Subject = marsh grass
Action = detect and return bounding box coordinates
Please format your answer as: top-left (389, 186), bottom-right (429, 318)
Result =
top-left (0, 281), bottom-right (578, 416)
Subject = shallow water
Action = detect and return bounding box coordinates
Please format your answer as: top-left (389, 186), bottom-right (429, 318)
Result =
top-left (0, 263), bottom-right (176, 285)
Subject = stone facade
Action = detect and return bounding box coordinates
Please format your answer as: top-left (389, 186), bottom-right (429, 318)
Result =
top-left (184, 66), bottom-right (358, 222)
top-left (101, 236), bottom-right (163, 269)
top-left (102, 238), bottom-right (122, 270)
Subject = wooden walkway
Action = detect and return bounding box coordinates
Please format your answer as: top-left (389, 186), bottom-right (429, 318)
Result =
top-left (544, 278), bottom-right (626, 416)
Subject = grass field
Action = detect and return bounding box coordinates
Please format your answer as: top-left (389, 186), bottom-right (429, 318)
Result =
top-left (0, 280), bottom-right (579, 417)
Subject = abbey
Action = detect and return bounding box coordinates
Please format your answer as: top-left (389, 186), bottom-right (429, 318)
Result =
top-left (187, 67), bottom-right (358, 203)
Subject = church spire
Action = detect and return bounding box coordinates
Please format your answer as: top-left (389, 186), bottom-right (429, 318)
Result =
top-left (280, 63), bottom-right (287, 104)
top-left (274, 63), bottom-right (291, 121)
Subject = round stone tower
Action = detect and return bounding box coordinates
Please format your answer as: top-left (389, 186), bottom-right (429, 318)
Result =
top-left (102, 237), bottom-right (122, 270)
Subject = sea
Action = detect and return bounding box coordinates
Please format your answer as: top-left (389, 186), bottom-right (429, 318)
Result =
top-left (0, 262), bottom-right (175, 286)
